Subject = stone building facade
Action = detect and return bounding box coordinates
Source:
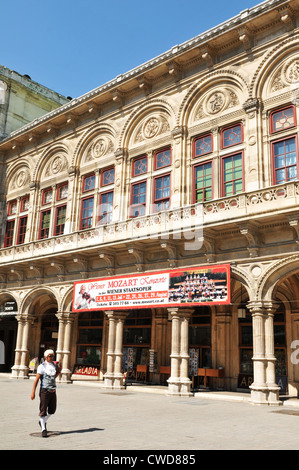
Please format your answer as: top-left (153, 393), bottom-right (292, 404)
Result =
top-left (0, 65), bottom-right (69, 141)
top-left (0, 0), bottom-right (299, 405)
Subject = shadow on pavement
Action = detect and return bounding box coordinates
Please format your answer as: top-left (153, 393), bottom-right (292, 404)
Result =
top-left (30, 427), bottom-right (104, 438)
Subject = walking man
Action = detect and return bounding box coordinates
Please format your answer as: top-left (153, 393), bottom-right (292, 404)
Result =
top-left (31, 349), bottom-right (61, 437)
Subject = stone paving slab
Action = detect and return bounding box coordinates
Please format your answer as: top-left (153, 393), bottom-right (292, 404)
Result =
top-left (1, 374), bottom-right (299, 452)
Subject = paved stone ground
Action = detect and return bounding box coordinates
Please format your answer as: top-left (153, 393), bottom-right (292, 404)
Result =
top-left (1, 374), bottom-right (299, 453)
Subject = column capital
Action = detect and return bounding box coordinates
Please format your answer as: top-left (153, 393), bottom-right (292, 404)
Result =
top-left (15, 313), bottom-right (35, 323)
top-left (104, 310), bottom-right (129, 321)
top-left (55, 311), bottom-right (75, 322)
top-left (246, 300), bottom-right (279, 315)
top-left (167, 307), bottom-right (194, 319)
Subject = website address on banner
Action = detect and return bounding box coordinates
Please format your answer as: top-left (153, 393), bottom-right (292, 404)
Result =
top-left (95, 292), bottom-right (168, 302)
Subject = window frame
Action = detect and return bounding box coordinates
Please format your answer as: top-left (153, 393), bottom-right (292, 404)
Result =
top-left (270, 105), bottom-right (296, 134)
top-left (39, 209), bottom-right (51, 240)
top-left (20, 196), bottom-right (30, 212)
top-left (154, 147), bottom-right (172, 171)
top-left (54, 204), bottom-right (67, 236)
top-left (8, 200), bottom-right (17, 216)
top-left (271, 135), bottom-right (299, 185)
top-left (153, 173), bottom-right (171, 212)
top-left (221, 152), bottom-right (244, 197)
top-left (80, 196), bottom-right (94, 230)
top-left (98, 190), bottom-right (114, 225)
top-left (82, 173), bottom-right (96, 193)
top-left (4, 219), bottom-right (15, 248)
top-left (57, 182), bottom-right (68, 201)
top-left (192, 160), bottom-right (213, 203)
top-left (130, 179), bottom-right (147, 218)
top-left (101, 167), bottom-right (115, 187)
top-left (17, 215), bottom-right (28, 245)
top-left (132, 155), bottom-right (148, 177)
top-left (42, 187), bottom-right (53, 205)
top-left (221, 123), bottom-right (243, 149)
top-left (193, 133), bottom-right (213, 159)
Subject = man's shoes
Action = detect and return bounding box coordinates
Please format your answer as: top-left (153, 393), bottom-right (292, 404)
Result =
top-left (39, 420), bottom-right (47, 437)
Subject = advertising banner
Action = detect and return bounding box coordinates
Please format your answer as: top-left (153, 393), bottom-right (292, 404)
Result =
top-left (72, 264), bottom-right (230, 312)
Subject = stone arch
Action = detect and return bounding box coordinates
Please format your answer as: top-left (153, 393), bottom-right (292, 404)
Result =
top-left (59, 285), bottom-right (74, 313)
top-left (250, 34), bottom-right (299, 100)
top-left (178, 69), bottom-right (250, 128)
top-left (5, 160), bottom-right (31, 195)
top-left (231, 265), bottom-right (255, 301)
top-left (257, 254), bottom-right (299, 303)
top-left (19, 286), bottom-right (59, 315)
top-left (118, 99), bottom-right (176, 151)
top-left (71, 122), bottom-right (117, 169)
top-left (32, 142), bottom-right (70, 184)
top-left (0, 291), bottom-right (19, 311)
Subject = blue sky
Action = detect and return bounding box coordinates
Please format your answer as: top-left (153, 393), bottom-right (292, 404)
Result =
top-left (2, 0), bottom-right (262, 98)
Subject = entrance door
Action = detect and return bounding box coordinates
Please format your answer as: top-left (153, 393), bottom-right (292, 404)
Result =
top-left (39, 309), bottom-right (58, 362)
top-left (123, 309), bottom-right (152, 382)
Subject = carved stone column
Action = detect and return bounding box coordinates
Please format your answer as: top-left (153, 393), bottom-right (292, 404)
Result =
top-left (104, 310), bottom-right (128, 389)
top-left (264, 302), bottom-right (281, 405)
top-left (167, 308), bottom-right (193, 396)
top-left (11, 314), bottom-right (34, 379)
top-left (55, 312), bottom-right (75, 383)
top-left (247, 301), bottom-right (282, 405)
top-left (55, 312), bottom-right (66, 366)
top-left (11, 314), bottom-right (25, 378)
top-left (247, 302), bottom-right (268, 404)
top-left (62, 313), bottom-right (75, 383)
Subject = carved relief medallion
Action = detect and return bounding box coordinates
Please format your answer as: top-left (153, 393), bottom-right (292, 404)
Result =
top-left (85, 136), bottom-right (114, 162)
top-left (92, 138), bottom-right (107, 158)
top-left (282, 57), bottom-right (299, 85)
top-left (134, 115), bottom-right (170, 143)
top-left (45, 154), bottom-right (67, 177)
top-left (195, 89), bottom-right (239, 120)
top-left (143, 117), bottom-right (160, 138)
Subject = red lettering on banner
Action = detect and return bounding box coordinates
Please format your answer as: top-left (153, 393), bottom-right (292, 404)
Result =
top-left (74, 366), bottom-right (99, 376)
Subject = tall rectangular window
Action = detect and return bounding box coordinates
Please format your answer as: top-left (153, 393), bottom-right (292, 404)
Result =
top-left (99, 191), bottom-right (113, 225)
top-left (272, 137), bottom-right (297, 184)
top-left (54, 205), bottom-right (66, 236)
top-left (17, 216), bottom-right (27, 245)
top-left (194, 162), bottom-right (212, 202)
top-left (81, 197), bottom-right (94, 229)
top-left (222, 153), bottom-right (243, 196)
top-left (131, 181), bottom-right (146, 217)
top-left (154, 174), bottom-right (170, 211)
top-left (4, 220), bottom-right (15, 247)
top-left (39, 210), bottom-right (51, 239)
